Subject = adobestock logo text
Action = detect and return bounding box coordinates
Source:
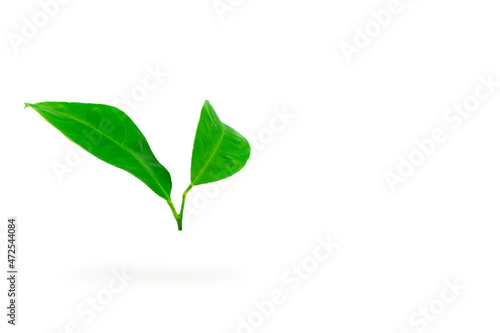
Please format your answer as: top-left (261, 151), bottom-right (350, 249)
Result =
top-left (385, 74), bottom-right (499, 191)
top-left (228, 235), bottom-right (340, 333)
top-left (340, 0), bottom-right (420, 64)
top-left (7, 0), bottom-right (72, 54)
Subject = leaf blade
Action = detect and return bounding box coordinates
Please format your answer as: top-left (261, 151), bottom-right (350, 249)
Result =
top-left (190, 100), bottom-right (250, 186)
top-left (26, 102), bottom-right (173, 200)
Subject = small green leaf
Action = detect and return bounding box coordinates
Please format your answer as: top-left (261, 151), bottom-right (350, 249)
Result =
top-left (25, 102), bottom-right (173, 200)
top-left (190, 100), bottom-right (251, 185)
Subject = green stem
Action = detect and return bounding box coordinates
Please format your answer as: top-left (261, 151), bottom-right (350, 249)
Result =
top-left (180, 184), bottom-right (193, 217)
top-left (166, 198), bottom-right (179, 223)
top-left (167, 184), bottom-right (194, 231)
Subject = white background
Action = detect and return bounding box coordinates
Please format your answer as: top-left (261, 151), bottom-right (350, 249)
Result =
top-left (1, 0), bottom-right (500, 332)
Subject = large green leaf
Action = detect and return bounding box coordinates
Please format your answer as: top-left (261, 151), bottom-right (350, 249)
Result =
top-left (25, 102), bottom-right (173, 200)
top-left (190, 100), bottom-right (251, 186)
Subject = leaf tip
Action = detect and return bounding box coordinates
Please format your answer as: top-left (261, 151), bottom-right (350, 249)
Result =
top-left (24, 102), bottom-right (33, 109)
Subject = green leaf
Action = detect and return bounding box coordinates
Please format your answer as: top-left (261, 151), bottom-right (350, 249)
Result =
top-left (190, 100), bottom-right (251, 186)
top-left (25, 102), bottom-right (173, 201)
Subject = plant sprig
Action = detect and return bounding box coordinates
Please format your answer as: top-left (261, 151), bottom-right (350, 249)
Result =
top-left (25, 100), bottom-right (251, 230)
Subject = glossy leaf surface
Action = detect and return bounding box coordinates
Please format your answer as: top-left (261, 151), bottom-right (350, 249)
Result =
top-left (190, 100), bottom-right (251, 186)
top-left (25, 102), bottom-right (172, 199)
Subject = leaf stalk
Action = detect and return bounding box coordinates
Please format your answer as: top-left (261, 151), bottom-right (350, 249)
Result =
top-left (167, 184), bottom-right (193, 231)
